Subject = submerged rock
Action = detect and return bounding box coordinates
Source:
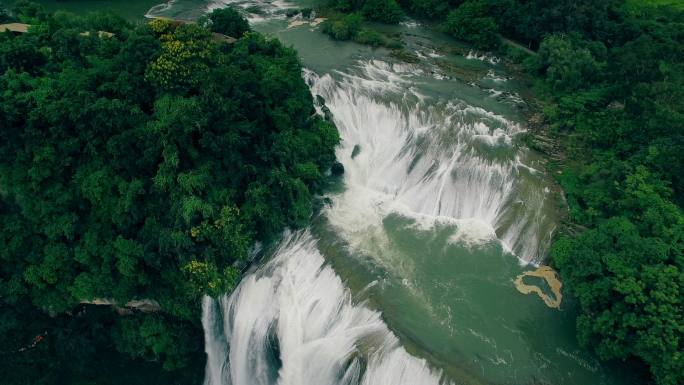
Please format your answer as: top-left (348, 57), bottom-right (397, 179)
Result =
top-left (80, 298), bottom-right (161, 315)
top-left (321, 105), bottom-right (334, 121)
top-left (245, 5), bottom-right (264, 15)
top-left (331, 161), bottom-right (345, 176)
top-left (351, 144), bottom-right (361, 159)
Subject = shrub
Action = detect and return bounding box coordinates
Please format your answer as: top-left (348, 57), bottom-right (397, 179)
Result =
top-left (203, 7), bottom-right (250, 37)
top-left (322, 13), bottom-right (363, 40)
top-left (443, 0), bottom-right (500, 50)
top-left (361, 0), bottom-right (404, 23)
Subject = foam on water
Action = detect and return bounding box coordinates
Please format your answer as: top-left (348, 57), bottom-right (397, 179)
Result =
top-left (400, 20), bottom-right (420, 28)
top-left (484, 69), bottom-right (509, 83)
top-left (465, 50), bottom-right (500, 65)
top-left (145, 0), bottom-right (177, 18)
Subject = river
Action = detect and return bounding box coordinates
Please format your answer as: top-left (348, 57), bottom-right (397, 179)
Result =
top-left (34, 0), bottom-right (637, 384)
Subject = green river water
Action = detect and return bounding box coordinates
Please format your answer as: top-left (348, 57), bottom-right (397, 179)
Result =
top-left (28, 1), bottom-right (638, 384)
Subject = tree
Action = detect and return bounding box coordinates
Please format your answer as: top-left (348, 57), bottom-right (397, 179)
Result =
top-left (202, 7), bottom-right (251, 37)
top-left (542, 6), bottom-right (684, 384)
top-left (361, 0), bottom-right (404, 24)
top-left (533, 34), bottom-right (606, 93)
top-left (397, 0), bottom-right (455, 18)
top-left (444, 0), bottom-right (500, 50)
top-left (552, 215), bottom-right (683, 385)
top-left (145, 23), bottom-right (213, 92)
top-left (322, 12), bottom-right (363, 40)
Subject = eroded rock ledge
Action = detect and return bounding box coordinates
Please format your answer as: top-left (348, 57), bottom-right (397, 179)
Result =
top-left (80, 298), bottom-right (161, 315)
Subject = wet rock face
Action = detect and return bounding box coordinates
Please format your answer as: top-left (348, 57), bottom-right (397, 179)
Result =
top-left (351, 144), bottom-right (361, 159)
top-left (80, 298), bottom-right (162, 314)
top-left (125, 299), bottom-right (162, 312)
top-left (315, 94), bottom-right (335, 121)
top-left (321, 105), bottom-right (334, 121)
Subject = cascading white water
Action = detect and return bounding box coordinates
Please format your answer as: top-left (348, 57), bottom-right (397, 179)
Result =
top-left (203, 59), bottom-right (558, 385)
top-left (307, 60), bottom-right (555, 263)
top-left (203, 232), bottom-right (448, 385)
top-left (207, 0), bottom-right (292, 22)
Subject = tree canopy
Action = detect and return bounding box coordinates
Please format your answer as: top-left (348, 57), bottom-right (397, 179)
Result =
top-left (330, 0), bottom-right (405, 23)
top-left (0, 4), bottom-right (338, 383)
top-left (443, 0), bottom-right (499, 49)
top-left (522, 3), bottom-right (684, 385)
top-left (200, 7), bottom-right (251, 37)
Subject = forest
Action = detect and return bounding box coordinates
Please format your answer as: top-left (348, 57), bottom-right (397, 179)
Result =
top-left (0, 3), bottom-right (339, 383)
top-left (320, 1), bottom-right (684, 384)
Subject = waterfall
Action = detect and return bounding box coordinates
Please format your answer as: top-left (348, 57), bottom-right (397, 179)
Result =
top-left (306, 60), bottom-right (555, 263)
top-left (203, 60), bottom-right (558, 385)
top-left (203, 232), bottom-right (448, 385)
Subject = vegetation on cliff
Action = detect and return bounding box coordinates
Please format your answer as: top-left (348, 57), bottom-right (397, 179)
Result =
top-left (0, 3), bottom-right (338, 383)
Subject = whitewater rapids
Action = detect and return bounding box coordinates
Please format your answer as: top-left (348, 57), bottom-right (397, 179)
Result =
top-left (309, 60), bottom-right (555, 263)
top-left (203, 233), bottom-right (448, 385)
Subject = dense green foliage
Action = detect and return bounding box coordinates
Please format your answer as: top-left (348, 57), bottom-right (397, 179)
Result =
top-left (322, 11), bottom-right (364, 40)
top-left (321, 0), bottom-right (405, 47)
top-left (329, 0), bottom-right (405, 23)
top-left (328, 0), bottom-right (625, 50)
top-left (541, 21), bottom-right (683, 385)
top-left (427, 0), bottom-right (624, 50)
top-left (0, 3), bottom-right (338, 383)
top-left (378, 0), bottom-right (624, 49)
top-left (200, 6), bottom-right (251, 37)
top-left (1, 301), bottom-right (205, 385)
top-left (320, 0), bottom-right (408, 47)
top-left (397, 0), bottom-right (460, 18)
top-left (523, 3), bottom-right (684, 385)
top-left (0, 7), bottom-right (10, 22)
top-left (361, 0), bottom-right (404, 23)
top-left (321, 12), bottom-right (401, 47)
top-left (443, 0), bottom-right (499, 49)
